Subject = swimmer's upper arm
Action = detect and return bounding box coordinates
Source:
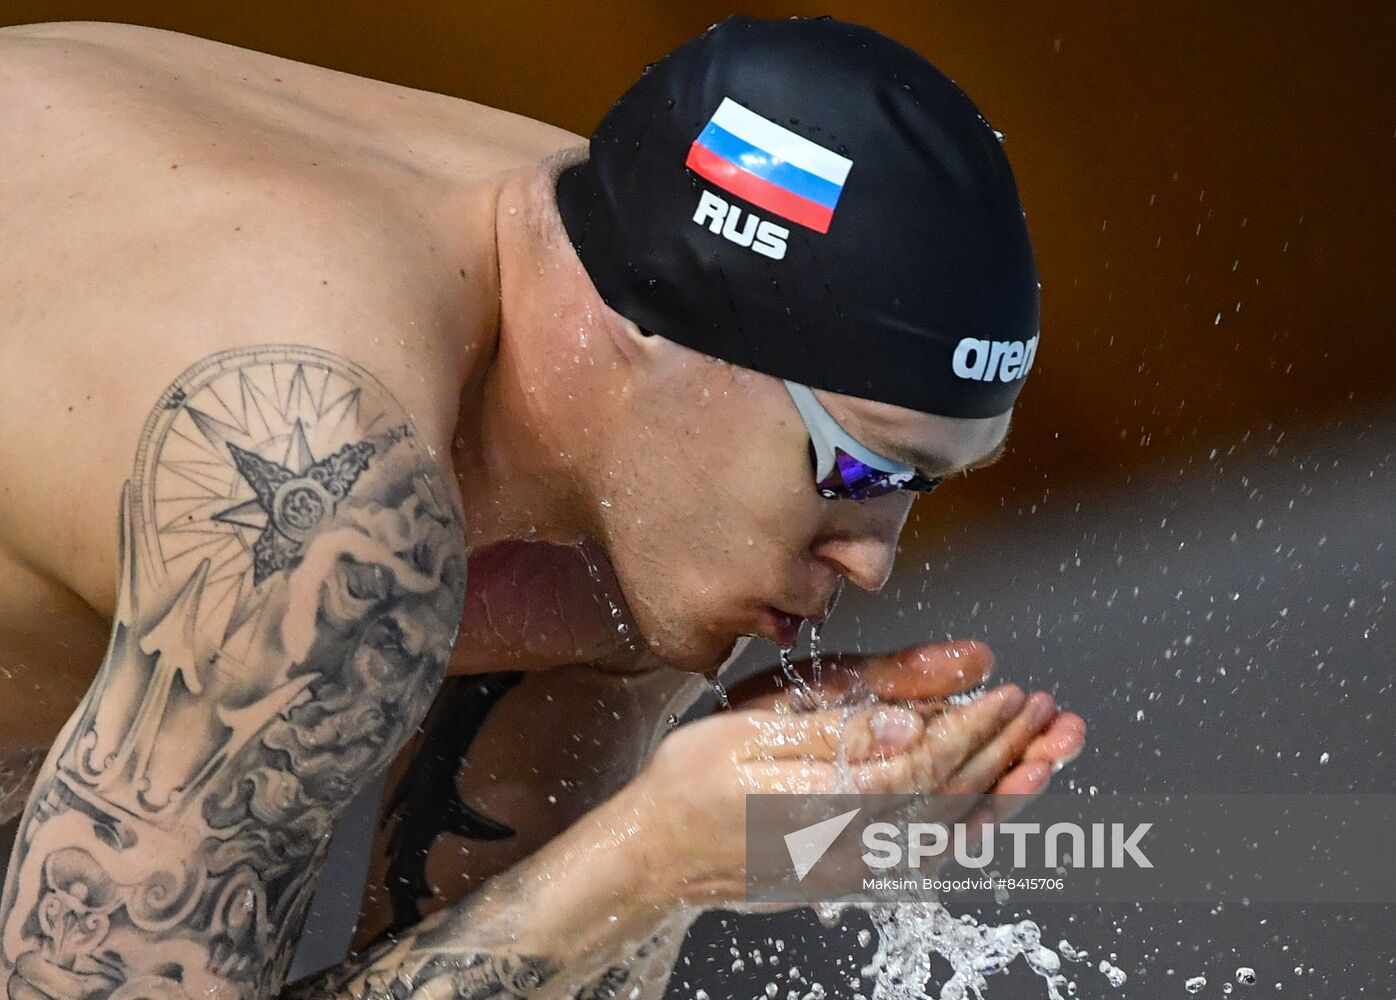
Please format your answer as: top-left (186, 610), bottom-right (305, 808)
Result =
top-left (0, 344), bottom-right (467, 997)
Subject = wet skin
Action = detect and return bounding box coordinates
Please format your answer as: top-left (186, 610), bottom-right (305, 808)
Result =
top-left (0, 20), bottom-right (1087, 1000)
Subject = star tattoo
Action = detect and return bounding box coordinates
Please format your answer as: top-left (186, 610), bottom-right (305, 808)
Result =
top-left (217, 429), bottom-right (375, 584)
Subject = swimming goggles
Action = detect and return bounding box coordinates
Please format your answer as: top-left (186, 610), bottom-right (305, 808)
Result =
top-left (783, 380), bottom-right (945, 501)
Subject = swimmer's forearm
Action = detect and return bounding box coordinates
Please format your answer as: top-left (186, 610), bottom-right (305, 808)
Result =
top-left (282, 911), bottom-right (694, 1000)
top-left (284, 792), bottom-right (676, 999)
top-left (587, 907), bottom-right (698, 1000)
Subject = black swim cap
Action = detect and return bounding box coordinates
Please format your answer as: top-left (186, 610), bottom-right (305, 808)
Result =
top-left (556, 15), bottom-right (1041, 418)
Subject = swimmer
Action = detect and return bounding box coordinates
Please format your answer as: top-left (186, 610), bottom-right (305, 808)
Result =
top-left (0, 15), bottom-right (1086, 999)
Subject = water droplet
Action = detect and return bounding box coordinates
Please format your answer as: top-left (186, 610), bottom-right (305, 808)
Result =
top-left (1098, 959), bottom-right (1127, 987)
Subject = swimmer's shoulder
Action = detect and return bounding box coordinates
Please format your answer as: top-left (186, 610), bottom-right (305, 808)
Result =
top-left (0, 20), bottom-right (584, 175)
top-left (0, 22), bottom-right (558, 616)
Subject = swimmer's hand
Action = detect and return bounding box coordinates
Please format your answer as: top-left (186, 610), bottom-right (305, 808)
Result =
top-left (725, 637), bottom-right (1084, 789)
top-left (612, 638), bottom-right (1085, 906)
top-left (727, 635), bottom-right (1000, 706)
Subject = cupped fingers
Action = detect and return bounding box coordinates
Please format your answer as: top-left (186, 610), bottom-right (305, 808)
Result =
top-left (1021, 712), bottom-right (1087, 768)
top-left (911, 684), bottom-right (1028, 783)
top-left (733, 703), bottom-right (926, 765)
top-left (944, 692), bottom-right (1059, 795)
top-left (836, 685), bottom-right (1023, 794)
top-left (725, 639), bottom-right (994, 712)
top-left (837, 638), bottom-right (996, 703)
top-left (991, 759), bottom-right (1054, 797)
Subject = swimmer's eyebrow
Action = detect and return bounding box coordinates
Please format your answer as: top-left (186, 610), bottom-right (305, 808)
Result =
top-left (904, 430), bottom-right (1011, 478)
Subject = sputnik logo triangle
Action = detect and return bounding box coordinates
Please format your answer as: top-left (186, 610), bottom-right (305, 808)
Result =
top-left (784, 807), bottom-right (862, 881)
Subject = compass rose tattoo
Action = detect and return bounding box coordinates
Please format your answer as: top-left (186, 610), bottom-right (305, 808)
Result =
top-left (222, 437), bottom-right (376, 584)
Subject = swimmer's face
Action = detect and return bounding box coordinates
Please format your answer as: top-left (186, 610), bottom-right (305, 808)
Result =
top-left (520, 159), bottom-right (1010, 673)
top-left (584, 332), bottom-right (1012, 675)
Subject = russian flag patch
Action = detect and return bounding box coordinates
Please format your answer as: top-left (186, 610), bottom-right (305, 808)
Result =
top-left (685, 98), bottom-right (853, 235)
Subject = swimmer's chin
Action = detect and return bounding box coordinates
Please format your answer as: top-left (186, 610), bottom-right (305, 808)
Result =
top-left (639, 631), bottom-right (754, 677)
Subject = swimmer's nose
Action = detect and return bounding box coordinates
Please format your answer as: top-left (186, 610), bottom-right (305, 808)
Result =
top-left (810, 494), bottom-right (911, 592)
top-left (811, 534), bottom-right (898, 592)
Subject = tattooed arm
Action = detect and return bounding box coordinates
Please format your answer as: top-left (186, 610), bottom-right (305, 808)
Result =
top-left (0, 346), bottom-right (667, 1000)
top-left (284, 794), bottom-right (679, 1000)
top-left (351, 664), bottom-right (708, 999)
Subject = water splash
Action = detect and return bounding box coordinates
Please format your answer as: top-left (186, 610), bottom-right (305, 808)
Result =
top-left (1097, 958), bottom-right (1128, 988)
top-left (858, 905), bottom-right (1072, 1000)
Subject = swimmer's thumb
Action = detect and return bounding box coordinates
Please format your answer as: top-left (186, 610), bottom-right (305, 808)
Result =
top-left (868, 705), bottom-right (922, 753)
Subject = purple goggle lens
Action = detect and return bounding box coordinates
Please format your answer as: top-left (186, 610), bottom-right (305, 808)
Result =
top-left (812, 443), bottom-right (946, 501)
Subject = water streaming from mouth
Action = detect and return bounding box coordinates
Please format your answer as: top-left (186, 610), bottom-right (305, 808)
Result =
top-left (810, 578), bottom-right (845, 694)
top-left (778, 643), bottom-right (820, 711)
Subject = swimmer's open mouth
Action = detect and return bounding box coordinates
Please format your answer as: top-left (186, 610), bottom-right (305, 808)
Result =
top-left (762, 607), bottom-right (805, 646)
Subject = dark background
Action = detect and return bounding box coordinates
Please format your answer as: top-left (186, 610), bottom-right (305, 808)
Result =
top-left (2, 2), bottom-right (1390, 997)
top-left (1, 0), bottom-right (1390, 537)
